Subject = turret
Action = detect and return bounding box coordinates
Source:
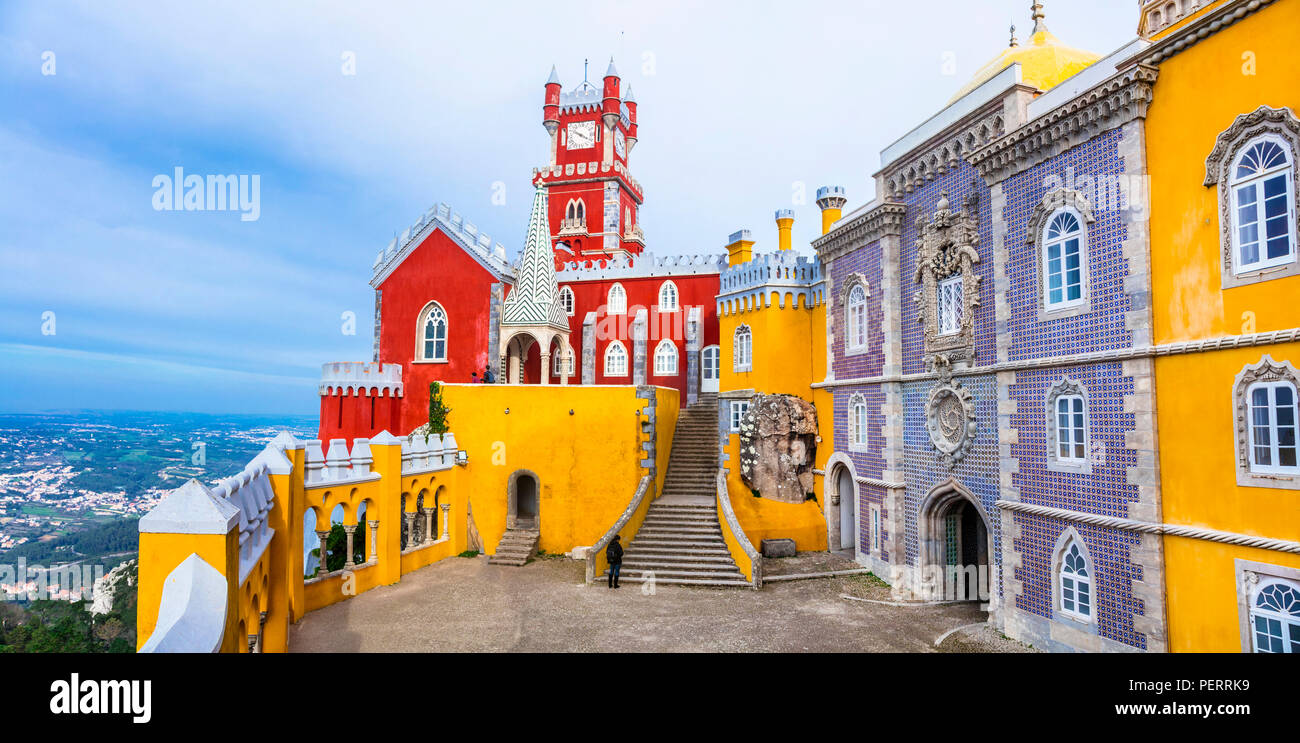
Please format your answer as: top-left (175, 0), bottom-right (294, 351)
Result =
top-left (815, 186), bottom-right (847, 235)
top-left (601, 57), bottom-right (621, 131)
top-left (543, 65), bottom-right (561, 136)
top-left (725, 229), bottom-right (755, 267)
top-left (624, 85), bottom-right (638, 153)
top-left (775, 209), bottom-right (794, 252)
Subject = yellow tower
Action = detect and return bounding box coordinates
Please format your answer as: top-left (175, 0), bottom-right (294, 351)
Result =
top-left (725, 229), bottom-right (755, 266)
top-left (775, 209), bottom-right (794, 251)
top-left (815, 186), bottom-right (846, 235)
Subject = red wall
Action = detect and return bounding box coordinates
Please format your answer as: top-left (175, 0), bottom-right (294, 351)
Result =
top-left (375, 229), bottom-right (507, 436)
top-left (317, 389), bottom-right (402, 443)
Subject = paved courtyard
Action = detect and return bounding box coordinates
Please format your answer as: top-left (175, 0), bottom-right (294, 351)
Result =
top-left (289, 554), bottom-right (1037, 653)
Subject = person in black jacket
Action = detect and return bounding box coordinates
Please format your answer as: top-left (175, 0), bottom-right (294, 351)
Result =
top-left (606, 535), bottom-right (623, 588)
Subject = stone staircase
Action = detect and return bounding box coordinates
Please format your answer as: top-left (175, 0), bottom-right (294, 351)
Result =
top-left (597, 393), bottom-right (750, 587)
top-left (488, 528), bottom-right (539, 567)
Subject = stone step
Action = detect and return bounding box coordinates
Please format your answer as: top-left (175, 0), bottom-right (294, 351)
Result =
top-left (622, 554), bottom-right (737, 566)
top-left (597, 575), bottom-right (751, 588)
top-left (604, 568), bottom-right (746, 581)
top-left (637, 526), bottom-right (721, 536)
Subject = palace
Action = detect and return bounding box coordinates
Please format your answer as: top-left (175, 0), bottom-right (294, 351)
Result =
top-left (135, 0), bottom-right (1299, 653)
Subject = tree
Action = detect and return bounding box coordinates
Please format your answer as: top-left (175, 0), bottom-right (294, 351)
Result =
top-left (427, 381), bottom-right (452, 438)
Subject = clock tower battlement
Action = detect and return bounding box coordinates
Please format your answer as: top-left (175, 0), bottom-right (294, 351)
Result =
top-left (534, 58), bottom-right (645, 265)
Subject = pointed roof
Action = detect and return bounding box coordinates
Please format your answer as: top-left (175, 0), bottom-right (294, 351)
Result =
top-left (605, 56), bottom-right (619, 78)
top-left (502, 187), bottom-right (568, 329)
top-left (547, 65), bottom-right (560, 85)
top-left (624, 84), bottom-right (636, 103)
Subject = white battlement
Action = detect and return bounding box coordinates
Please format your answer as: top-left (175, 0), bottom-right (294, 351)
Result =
top-left (556, 253), bottom-right (727, 281)
top-left (717, 252), bottom-right (825, 315)
top-left (319, 362), bottom-right (403, 397)
top-left (370, 202), bottom-right (514, 288)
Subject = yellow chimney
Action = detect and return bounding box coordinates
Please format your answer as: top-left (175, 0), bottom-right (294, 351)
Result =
top-left (815, 186), bottom-right (847, 235)
top-left (726, 229), bottom-right (754, 267)
top-left (775, 209), bottom-right (794, 251)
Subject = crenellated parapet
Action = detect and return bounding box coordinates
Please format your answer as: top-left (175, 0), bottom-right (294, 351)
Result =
top-left (319, 362), bottom-right (403, 397)
top-left (556, 252), bottom-right (726, 281)
top-left (716, 251), bottom-right (825, 316)
top-left (532, 160), bottom-right (644, 202)
top-left (370, 202), bottom-right (514, 289)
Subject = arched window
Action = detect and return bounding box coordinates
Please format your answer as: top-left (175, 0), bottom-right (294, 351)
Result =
top-left (1231, 137), bottom-right (1296, 273)
top-left (607, 283), bottom-right (627, 314)
top-left (558, 286), bottom-right (575, 316)
top-left (604, 342), bottom-right (628, 377)
top-left (658, 280), bottom-right (679, 311)
top-left (1250, 578), bottom-right (1300, 653)
top-left (417, 302), bottom-right (448, 361)
top-left (552, 343), bottom-right (574, 377)
top-left (848, 393), bottom-right (868, 451)
top-left (937, 275), bottom-right (963, 335)
top-left (846, 284), bottom-right (867, 350)
top-left (1059, 538), bottom-right (1092, 621)
top-left (653, 340), bottom-right (678, 376)
top-left (1043, 211), bottom-right (1085, 308)
top-left (1247, 380), bottom-right (1299, 474)
top-left (733, 325), bottom-right (752, 372)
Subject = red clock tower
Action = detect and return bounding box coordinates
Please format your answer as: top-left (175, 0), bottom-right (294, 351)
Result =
top-left (536, 58), bottom-right (645, 266)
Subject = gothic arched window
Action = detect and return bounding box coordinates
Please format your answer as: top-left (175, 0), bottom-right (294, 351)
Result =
top-left (733, 325), bottom-right (752, 372)
top-left (653, 340), bottom-right (678, 376)
top-left (847, 284), bottom-right (867, 350)
top-left (607, 283), bottom-right (627, 315)
top-left (417, 302), bottom-right (448, 362)
top-left (1059, 538), bottom-right (1092, 621)
top-left (604, 341), bottom-right (628, 377)
top-left (559, 286), bottom-right (575, 316)
top-left (658, 281), bottom-right (679, 312)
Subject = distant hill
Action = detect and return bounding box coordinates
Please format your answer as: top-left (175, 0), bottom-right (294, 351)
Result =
top-left (3, 518), bottom-right (138, 564)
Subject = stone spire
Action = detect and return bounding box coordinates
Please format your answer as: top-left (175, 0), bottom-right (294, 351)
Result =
top-left (1031, 1), bottom-right (1047, 34)
top-left (502, 186), bottom-right (568, 329)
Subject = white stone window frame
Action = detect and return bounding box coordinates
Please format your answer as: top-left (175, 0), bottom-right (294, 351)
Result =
top-left (1232, 355), bottom-right (1300, 490)
top-left (1205, 106), bottom-right (1300, 290)
top-left (1051, 527), bottom-right (1098, 631)
top-left (653, 339), bottom-right (678, 377)
top-left (937, 275), bottom-right (963, 336)
top-left (869, 503), bottom-right (882, 556)
top-left (840, 273), bottom-right (869, 357)
top-left (1235, 559), bottom-right (1300, 653)
top-left (552, 342), bottom-right (575, 377)
top-left (733, 324), bottom-right (753, 373)
top-left (729, 400), bottom-right (749, 433)
top-left (414, 300), bottom-right (449, 364)
top-left (604, 341), bottom-right (629, 377)
top-left (558, 286), bottom-right (575, 317)
top-left (847, 392), bottom-right (868, 452)
top-left (607, 283), bottom-right (627, 315)
top-left (657, 280), bottom-right (679, 313)
top-left (1046, 377), bottom-right (1092, 475)
top-left (1027, 189), bottom-right (1095, 321)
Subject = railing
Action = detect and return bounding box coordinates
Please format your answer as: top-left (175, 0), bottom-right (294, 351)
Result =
top-left (585, 475), bottom-right (653, 583)
top-left (557, 216), bottom-right (587, 236)
top-left (716, 470), bottom-right (762, 589)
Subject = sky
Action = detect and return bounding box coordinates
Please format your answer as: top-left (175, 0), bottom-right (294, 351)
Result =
top-left (0, 0), bottom-right (1138, 416)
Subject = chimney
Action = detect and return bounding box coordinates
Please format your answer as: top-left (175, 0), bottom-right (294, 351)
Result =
top-left (725, 229), bottom-right (754, 267)
top-left (815, 186), bottom-right (847, 235)
top-left (775, 209), bottom-right (794, 251)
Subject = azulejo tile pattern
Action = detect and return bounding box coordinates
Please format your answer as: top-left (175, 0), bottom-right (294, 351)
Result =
top-left (831, 242), bottom-right (885, 380)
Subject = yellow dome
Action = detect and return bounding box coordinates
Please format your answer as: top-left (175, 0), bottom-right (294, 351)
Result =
top-left (947, 25), bottom-right (1100, 105)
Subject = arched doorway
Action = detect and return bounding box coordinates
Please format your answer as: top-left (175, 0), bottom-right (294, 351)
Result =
top-left (835, 466), bottom-right (856, 553)
top-left (503, 333), bottom-right (538, 384)
top-left (507, 470), bottom-right (540, 530)
top-left (701, 345), bottom-right (720, 393)
top-left (918, 479), bottom-right (991, 604)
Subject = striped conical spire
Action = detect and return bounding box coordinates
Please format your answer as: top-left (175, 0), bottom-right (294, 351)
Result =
top-left (502, 186), bottom-right (568, 328)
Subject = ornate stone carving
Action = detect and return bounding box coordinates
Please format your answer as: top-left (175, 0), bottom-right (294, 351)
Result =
top-left (738, 394), bottom-right (818, 504)
top-left (813, 202), bottom-right (906, 262)
top-left (913, 191), bottom-right (982, 367)
top-left (1232, 354), bottom-right (1300, 490)
top-left (1203, 106), bottom-right (1300, 285)
top-left (924, 356), bottom-right (977, 468)
top-left (883, 108), bottom-right (1007, 200)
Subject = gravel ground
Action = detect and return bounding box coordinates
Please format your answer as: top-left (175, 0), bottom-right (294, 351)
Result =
top-left (288, 554), bottom-right (1038, 653)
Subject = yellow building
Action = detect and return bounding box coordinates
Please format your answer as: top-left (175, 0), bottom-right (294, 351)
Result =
top-left (1142, 0), bottom-right (1300, 652)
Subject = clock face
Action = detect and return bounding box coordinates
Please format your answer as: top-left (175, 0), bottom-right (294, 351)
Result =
top-left (614, 129), bottom-right (626, 158)
top-left (567, 121), bottom-right (595, 150)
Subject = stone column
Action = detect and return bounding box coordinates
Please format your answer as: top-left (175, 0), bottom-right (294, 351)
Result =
top-left (440, 503), bottom-right (451, 540)
top-left (540, 352), bottom-right (551, 386)
top-left (404, 513), bottom-right (416, 550)
top-left (422, 508), bottom-right (434, 545)
top-left (367, 520), bottom-right (379, 563)
top-left (342, 524), bottom-right (357, 569)
top-left (315, 530), bottom-right (330, 574)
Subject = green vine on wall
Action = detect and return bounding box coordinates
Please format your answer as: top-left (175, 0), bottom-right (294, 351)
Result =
top-left (427, 381), bottom-right (452, 439)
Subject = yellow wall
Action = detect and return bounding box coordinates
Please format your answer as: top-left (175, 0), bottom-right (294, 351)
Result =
top-left (1145, 0), bottom-right (1300, 652)
top-left (439, 383), bottom-right (675, 557)
top-left (136, 530), bottom-right (239, 652)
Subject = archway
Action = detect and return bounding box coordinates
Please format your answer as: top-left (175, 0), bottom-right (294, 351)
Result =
top-left (918, 479), bottom-right (991, 604)
top-left (835, 466), bottom-right (856, 553)
top-left (503, 332), bottom-right (540, 384)
top-left (507, 470), bottom-right (540, 530)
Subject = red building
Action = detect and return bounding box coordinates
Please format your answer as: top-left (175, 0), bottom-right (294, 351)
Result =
top-left (318, 59), bottom-right (723, 443)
